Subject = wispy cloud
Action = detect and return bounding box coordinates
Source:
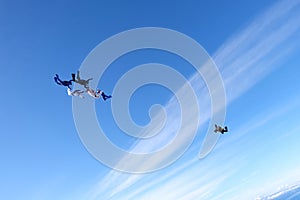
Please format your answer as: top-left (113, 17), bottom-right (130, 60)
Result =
top-left (86, 0), bottom-right (300, 199)
top-left (207, 0), bottom-right (300, 102)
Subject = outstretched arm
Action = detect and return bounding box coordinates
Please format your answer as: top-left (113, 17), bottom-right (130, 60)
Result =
top-left (214, 124), bottom-right (218, 133)
top-left (56, 74), bottom-right (64, 83)
top-left (54, 76), bottom-right (62, 85)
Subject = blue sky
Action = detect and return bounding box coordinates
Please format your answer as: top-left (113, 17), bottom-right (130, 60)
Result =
top-left (1, 0), bottom-right (300, 199)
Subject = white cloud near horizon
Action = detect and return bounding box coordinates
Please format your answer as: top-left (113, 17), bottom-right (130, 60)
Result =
top-left (86, 0), bottom-right (300, 199)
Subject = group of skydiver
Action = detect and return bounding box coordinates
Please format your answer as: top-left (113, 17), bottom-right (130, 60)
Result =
top-left (54, 71), bottom-right (112, 101)
top-left (54, 71), bottom-right (229, 134)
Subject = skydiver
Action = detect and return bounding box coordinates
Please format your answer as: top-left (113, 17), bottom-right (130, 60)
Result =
top-left (72, 70), bottom-right (93, 89)
top-left (86, 88), bottom-right (112, 101)
top-left (214, 124), bottom-right (228, 134)
top-left (54, 74), bottom-right (73, 90)
top-left (67, 88), bottom-right (85, 98)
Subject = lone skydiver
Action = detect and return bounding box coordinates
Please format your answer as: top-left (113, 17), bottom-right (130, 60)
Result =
top-left (72, 70), bottom-right (93, 89)
top-left (86, 88), bottom-right (112, 101)
top-left (214, 124), bottom-right (228, 134)
top-left (54, 74), bottom-right (73, 90)
top-left (67, 88), bottom-right (85, 98)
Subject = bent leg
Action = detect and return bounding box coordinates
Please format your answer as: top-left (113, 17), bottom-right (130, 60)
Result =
top-left (76, 70), bottom-right (81, 81)
top-left (72, 73), bottom-right (76, 82)
top-left (101, 93), bottom-right (112, 101)
top-left (83, 78), bottom-right (93, 89)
